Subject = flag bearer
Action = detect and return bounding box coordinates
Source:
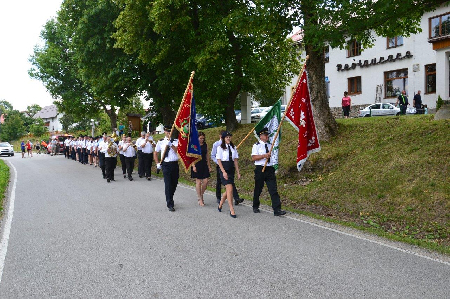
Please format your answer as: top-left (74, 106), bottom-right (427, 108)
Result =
top-left (154, 126), bottom-right (179, 212)
top-left (251, 127), bottom-right (286, 216)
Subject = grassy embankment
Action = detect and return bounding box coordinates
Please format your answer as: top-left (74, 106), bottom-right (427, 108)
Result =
top-left (0, 160), bottom-right (10, 215)
top-left (176, 114), bottom-right (449, 254)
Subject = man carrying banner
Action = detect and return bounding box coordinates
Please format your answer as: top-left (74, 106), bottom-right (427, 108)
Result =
top-left (154, 126), bottom-right (179, 212)
top-left (251, 127), bottom-right (286, 216)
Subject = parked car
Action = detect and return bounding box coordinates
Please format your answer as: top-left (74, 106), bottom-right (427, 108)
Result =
top-left (0, 142), bottom-right (14, 156)
top-left (359, 103), bottom-right (400, 117)
top-left (251, 107), bottom-right (272, 122)
top-left (196, 114), bottom-right (214, 129)
top-left (47, 134), bottom-right (73, 154)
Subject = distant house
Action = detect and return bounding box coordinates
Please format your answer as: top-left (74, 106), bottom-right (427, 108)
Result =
top-left (33, 105), bottom-right (63, 132)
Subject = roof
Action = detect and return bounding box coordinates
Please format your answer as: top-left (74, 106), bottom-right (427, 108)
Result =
top-left (34, 105), bottom-right (59, 119)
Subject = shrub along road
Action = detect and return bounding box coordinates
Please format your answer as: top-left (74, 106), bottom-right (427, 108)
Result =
top-left (0, 154), bottom-right (449, 298)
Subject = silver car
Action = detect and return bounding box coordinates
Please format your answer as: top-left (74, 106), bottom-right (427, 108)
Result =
top-left (0, 142), bottom-right (14, 156)
top-left (359, 103), bottom-right (400, 117)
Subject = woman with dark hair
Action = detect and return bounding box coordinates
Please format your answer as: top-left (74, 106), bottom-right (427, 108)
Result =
top-left (342, 91), bottom-right (352, 119)
top-left (215, 131), bottom-right (241, 218)
top-left (191, 132), bottom-right (211, 206)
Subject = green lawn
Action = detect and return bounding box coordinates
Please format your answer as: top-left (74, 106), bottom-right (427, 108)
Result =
top-left (0, 160), bottom-right (10, 216)
top-left (178, 115), bottom-right (450, 254)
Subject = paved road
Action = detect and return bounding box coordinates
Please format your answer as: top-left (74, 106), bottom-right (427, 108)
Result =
top-left (0, 154), bottom-right (448, 298)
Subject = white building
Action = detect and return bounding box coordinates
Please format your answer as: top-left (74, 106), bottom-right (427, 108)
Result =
top-left (33, 104), bottom-right (63, 132)
top-left (283, 4), bottom-right (449, 114)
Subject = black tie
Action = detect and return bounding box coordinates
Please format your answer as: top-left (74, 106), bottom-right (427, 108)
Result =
top-left (265, 143), bottom-right (270, 163)
top-left (228, 145), bottom-right (232, 161)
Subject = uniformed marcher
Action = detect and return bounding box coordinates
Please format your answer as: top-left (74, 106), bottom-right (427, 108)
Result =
top-left (136, 131), bottom-right (146, 178)
top-left (98, 133), bottom-right (108, 179)
top-left (154, 126), bottom-right (179, 212)
top-left (122, 136), bottom-right (136, 181)
top-left (251, 127), bottom-right (286, 216)
top-left (140, 132), bottom-right (155, 180)
top-left (118, 135), bottom-right (127, 178)
top-left (105, 136), bottom-right (118, 182)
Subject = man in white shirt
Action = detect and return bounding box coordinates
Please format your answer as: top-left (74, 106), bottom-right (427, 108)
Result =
top-left (140, 132), bottom-right (155, 180)
top-left (211, 131), bottom-right (244, 205)
top-left (154, 126), bottom-right (179, 212)
top-left (251, 127), bottom-right (285, 216)
top-left (122, 136), bottom-right (136, 180)
top-left (98, 133), bottom-right (108, 179)
top-left (104, 136), bottom-right (118, 182)
top-left (136, 131), bottom-right (146, 178)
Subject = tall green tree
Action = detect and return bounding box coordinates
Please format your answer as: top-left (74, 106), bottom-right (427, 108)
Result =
top-left (114, 0), bottom-right (300, 131)
top-left (29, 0), bottom-right (147, 130)
top-left (29, 118), bottom-right (48, 137)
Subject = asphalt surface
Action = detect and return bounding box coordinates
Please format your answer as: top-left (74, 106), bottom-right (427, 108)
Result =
top-left (0, 154), bottom-right (449, 298)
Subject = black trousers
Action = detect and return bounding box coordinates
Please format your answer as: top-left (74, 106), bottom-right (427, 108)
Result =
top-left (71, 147), bottom-right (76, 160)
top-left (215, 164), bottom-right (240, 200)
top-left (119, 154), bottom-right (127, 175)
top-left (77, 148), bottom-right (82, 162)
top-left (125, 156), bottom-right (135, 178)
top-left (142, 152), bottom-right (153, 178)
top-left (83, 149), bottom-right (88, 164)
top-left (137, 150), bottom-right (144, 176)
top-left (99, 152), bottom-right (106, 177)
top-left (252, 165), bottom-right (281, 211)
top-left (105, 157), bottom-right (116, 180)
top-left (162, 162), bottom-right (179, 208)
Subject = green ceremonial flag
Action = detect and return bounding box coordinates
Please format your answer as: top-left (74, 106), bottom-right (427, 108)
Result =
top-left (253, 100), bottom-right (282, 170)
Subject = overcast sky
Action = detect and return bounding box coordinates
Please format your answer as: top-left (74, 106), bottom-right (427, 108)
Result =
top-left (0, 0), bottom-right (63, 112)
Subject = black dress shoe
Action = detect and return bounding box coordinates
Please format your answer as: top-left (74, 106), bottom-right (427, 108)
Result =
top-left (274, 210), bottom-right (286, 216)
top-left (123, 174), bottom-right (126, 178)
top-left (107, 179), bottom-right (110, 183)
top-left (218, 205), bottom-right (222, 212)
top-left (168, 207), bottom-right (175, 212)
top-left (230, 212), bottom-right (237, 218)
top-left (147, 177), bottom-right (151, 181)
top-left (139, 175), bottom-right (143, 178)
top-left (128, 177), bottom-right (133, 181)
top-left (253, 208), bottom-right (260, 213)
top-left (234, 198), bottom-right (244, 205)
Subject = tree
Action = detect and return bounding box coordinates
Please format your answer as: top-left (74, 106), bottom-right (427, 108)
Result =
top-left (114, 0), bottom-right (300, 131)
top-left (29, 0), bottom-right (146, 130)
top-left (0, 100), bottom-right (13, 116)
top-left (289, 0), bottom-right (446, 140)
top-left (0, 110), bottom-right (26, 142)
top-left (24, 104), bottom-right (42, 118)
top-left (29, 118), bottom-right (48, 137)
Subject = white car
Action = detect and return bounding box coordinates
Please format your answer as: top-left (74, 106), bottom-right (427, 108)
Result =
top-left (0, 142), bottom-right (14, 156)
top-left (251, 106), bottom-right (272, 122)
top-left (359, 103), bottom-right (400, 117)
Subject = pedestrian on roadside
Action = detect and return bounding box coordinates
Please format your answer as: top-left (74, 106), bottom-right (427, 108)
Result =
top-left (216, 131), bottom-right (240, 218)
top-left (26, 140), bottom-right (33, 157)
top-left (21, 141), bottom-right (25, 158)
top-left (35, 140), bottom-right (41, 154)
top-left (342, 91), bottom-right (352, 119)
top-left (191, 131), bottom-right (211, 206)
top-left (413, 90), bottom-right (423, 114)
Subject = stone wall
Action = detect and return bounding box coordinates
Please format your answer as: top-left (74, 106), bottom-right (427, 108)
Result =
top-left (330, 104), bottom-right (371, 119)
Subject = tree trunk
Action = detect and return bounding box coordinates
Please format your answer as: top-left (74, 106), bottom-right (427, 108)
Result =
top-left (103, 104), bottom-right (118, 132)
top-left (225, 89), bottom-right (240, 132)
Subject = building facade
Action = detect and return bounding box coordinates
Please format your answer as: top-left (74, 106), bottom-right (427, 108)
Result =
top-left (283, 4), bottom-right (449, 115)
top-left (33, 104), bottom-right (63, 132)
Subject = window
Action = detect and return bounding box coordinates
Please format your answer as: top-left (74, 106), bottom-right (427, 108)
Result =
top-left (384, 69), bottom-right (408, 98)
top-left (387, 36), bottom-right (403, 48)
top-left (430, 12), bottom-right (450, 39)
top-left (347, 40), bottom-right (361, 57)
top-left (425, 64), bottom-right (436, 94)
top-left (348, 76), bottom-right (361, 95)
top-left (324, 46), bottom-right (329, 63)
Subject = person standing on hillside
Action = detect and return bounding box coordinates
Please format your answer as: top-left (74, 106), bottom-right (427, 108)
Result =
top-left (413, 90), bottom-right (422, 113)
top-left (341, 91), bottom-right (352, 119)
top-left (396, 90), bottom-right (409, 115)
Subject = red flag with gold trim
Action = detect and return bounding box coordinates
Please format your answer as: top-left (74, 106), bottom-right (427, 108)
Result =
top-left (174, 72), bottom-right (202, 172)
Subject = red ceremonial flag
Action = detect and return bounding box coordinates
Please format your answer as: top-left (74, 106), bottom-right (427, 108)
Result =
top-left (174, 72), bottom-right (202, 172)
top-left (285, 69), bottom-right (321, 171)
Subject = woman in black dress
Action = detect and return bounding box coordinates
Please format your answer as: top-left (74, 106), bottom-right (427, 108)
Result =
top-left (191, 132), bottom-right (211, 206)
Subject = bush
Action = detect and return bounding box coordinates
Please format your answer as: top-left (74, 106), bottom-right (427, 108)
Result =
top-left (436, 95), bottom-right (444, 111)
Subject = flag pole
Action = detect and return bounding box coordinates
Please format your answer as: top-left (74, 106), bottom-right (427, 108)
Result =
top-left (262, 56), bottom-right (309, 172)
top-left (236, 124), bottom-right (258, 149)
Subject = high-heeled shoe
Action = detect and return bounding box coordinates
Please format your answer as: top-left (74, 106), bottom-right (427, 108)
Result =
top-left (218, 205), bottom-right (222, 212)
top-left (230, 212), bottom-right (236, 218)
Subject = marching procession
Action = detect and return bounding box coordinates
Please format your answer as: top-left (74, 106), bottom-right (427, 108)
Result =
top-left (57, 125), bottom-right (286, 218)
